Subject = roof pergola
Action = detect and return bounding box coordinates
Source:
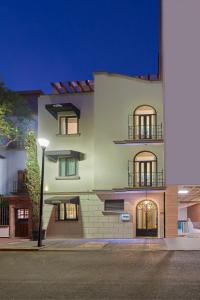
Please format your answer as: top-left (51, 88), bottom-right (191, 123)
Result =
top-left (51, 80), bottom-right (94, 94)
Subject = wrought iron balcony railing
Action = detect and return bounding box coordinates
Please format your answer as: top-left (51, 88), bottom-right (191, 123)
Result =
top-left (12, 181), bottom-right (27, 194)
top-left (128, 125), bottom-right (163, 141)
top-left (7, 139), bottom-right (26, 149)
top-left (128, 171), bottom-right (165, 188)
top-left (11, 170), bottom-right (28, 194)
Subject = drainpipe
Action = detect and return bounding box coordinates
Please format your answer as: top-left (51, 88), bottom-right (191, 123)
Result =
top-left (163, 192), bottom-right (166, 238)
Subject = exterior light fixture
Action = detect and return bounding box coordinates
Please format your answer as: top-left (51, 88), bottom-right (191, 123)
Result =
top-left (37, 138), bottom-right (49, 247)
top-left (38, 138), bottom-right (50, 149)
top-left (178, 190), bottom-right (189, 195)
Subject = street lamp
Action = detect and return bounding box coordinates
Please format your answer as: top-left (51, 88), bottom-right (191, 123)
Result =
top-left (37, 138), bottom-right (49, 247)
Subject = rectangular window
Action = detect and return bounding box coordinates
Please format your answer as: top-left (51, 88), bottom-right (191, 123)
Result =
top-left (57, 203), bottom-right (78, 221)
top-left (17, 209), bottom-right (29, 219)
top-left (59, 116), bottom-right (78, 135)
top-left (59, 158), bottom-right (77, 177)
top-left (104, 200), bottom-right (124, 211)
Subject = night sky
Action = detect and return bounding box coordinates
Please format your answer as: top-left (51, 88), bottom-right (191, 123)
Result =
top-left (0, 0), bottom-right (160, 92)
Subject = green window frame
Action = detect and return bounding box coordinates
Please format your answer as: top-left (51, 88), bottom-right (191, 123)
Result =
top-left (59, 157), bottom-right (78, 177)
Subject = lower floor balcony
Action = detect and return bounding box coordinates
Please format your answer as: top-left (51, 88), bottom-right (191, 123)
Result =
top-left (128, 171), bottom-right (165, 189)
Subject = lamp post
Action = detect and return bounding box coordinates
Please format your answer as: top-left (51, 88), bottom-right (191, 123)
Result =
top-left (37, 138), bottom-right (49, 247)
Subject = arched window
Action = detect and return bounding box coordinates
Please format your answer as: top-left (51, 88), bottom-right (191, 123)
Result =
top-left (134, 151), bottom-right (157, 187)
top-left (133, 105), bottom-right (156, 139)
top-left (136, 200), bottom-right (158, 237)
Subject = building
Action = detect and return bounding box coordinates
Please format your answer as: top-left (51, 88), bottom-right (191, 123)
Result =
top-left (38, 73), bottom-right (178, 239)
top-left (0, 90), bottom-right (43, 238)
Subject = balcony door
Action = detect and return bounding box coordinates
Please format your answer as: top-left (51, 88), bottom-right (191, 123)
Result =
top-left (138, 161), bottom-right (153, 186)
top-left (134, 106), bottom-right (156, 140)
top-left (134, 151), bottom-right (157, 187)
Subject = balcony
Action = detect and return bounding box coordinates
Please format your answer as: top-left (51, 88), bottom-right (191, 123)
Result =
top-left (7, 139), bottom-right (26, 149)
top-left (12, 170), bottom-right (28, 195)
top-left (128, 171), bottom-right (165, 190)
top-left (113, 113), bottom-right (164, 145)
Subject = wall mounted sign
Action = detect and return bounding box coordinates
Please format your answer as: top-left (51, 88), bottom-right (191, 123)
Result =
top-left (120, 213), bottom-right (130, 222)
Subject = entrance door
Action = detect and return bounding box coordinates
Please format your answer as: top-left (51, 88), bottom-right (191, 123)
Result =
top-left (138, 114), bottom-right (153, 139)
top-left (138, 161), bottom-right (153, 187)
top-left (15, 208), bottom-right (29, 237)
top-left (136, 200), bottom-right (158, 237)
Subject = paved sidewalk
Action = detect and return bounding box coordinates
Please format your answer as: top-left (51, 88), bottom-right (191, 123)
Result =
top-left (0, 238), bottom-right (167, 251)
top-left (1, 237), bottom-right (200, 251)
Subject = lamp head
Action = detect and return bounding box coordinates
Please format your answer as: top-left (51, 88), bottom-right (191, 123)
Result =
top-left (38, 138), bottom-right (50, 149)
top-left (178, 190), bottom-right (189, 195)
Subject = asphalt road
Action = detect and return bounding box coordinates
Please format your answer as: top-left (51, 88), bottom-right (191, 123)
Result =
top-left (0, 251), bottom-right (200, 300)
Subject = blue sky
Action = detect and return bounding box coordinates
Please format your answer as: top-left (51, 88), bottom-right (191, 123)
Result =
top-left (0, 0), bottom-right (160, 92)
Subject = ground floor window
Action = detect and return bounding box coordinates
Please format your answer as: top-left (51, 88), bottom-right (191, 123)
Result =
top-left (57, 203), bottom-right (78, 221)
top-left (0, 197), bottom-right (9, 225)
top-left (17, 209), bottom-right (29, 219)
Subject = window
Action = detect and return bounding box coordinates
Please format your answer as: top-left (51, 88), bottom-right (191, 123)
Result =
top-left (0, 198), bottom-right (9, 225)
top-left (59, 116), bottom-right (78, 135)
top-left (57, 203), bottom-right (78, 221)
top-left (104, 200), bottom-right (124, 211)
top-left (17, 209), bottom-right (29, 219)
top-left (59, 158), bottom-right (77, 177)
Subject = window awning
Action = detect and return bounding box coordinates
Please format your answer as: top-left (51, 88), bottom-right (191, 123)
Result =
top-left (45, 103), bottom-right (80, 119)
top-left (45, 150), bottom-right (84, 162)
top-left (45, 196), bottom-right (80, 205)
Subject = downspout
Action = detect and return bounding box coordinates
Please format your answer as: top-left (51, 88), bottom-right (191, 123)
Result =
top-left (163, 191), bottom-right (166, 238)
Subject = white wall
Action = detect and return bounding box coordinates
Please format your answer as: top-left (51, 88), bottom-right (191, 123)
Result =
top-left (0, 150), bottom-right (26, 195)
top-left (162, 0), bottom-right (200, 184)
top-left (38, 74), bottom-right (163, 193)
top-left (38, 93), bottom-right (94, 193)
top-left (94, 73), bottom-right (164, 190)
top-left (6, 150), bottom-right (27, 194)
top-left (0, 153), bottom-right (7, 195)
top-left (178, 207), bottom-right (187, 221)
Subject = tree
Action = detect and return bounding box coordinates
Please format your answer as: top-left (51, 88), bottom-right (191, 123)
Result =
top-left (0, 82), bottom-right (32, 148)
top-left (25, 130), bottom-right (40, 233)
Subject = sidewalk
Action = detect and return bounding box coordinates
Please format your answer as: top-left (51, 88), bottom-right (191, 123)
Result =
top-left (1, 237), bottom-right (200, 251)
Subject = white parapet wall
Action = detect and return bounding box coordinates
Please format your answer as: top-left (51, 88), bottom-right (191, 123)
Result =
top-left (0, 226), bottom-right (9, 238)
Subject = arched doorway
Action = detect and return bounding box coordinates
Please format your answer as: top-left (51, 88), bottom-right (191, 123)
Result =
top-left (136, 200), bottom-right (158, 237)
top-left (134, 151), bottom-right (157, 187)
top-left (133, 105), bottom-right (156, 139)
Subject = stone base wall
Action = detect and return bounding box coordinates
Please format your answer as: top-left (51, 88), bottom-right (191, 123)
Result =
top-left (45, 192), bottom-right (165, 239)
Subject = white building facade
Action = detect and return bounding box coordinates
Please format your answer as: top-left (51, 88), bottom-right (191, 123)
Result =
top-left (38, 73), bottom-right (177, 239)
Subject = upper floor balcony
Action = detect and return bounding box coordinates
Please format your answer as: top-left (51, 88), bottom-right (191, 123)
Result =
top-left (126, 151), bottom-right (165, 189)
top-left (11, 170), bottom-right (28, 195)
top-left (114, 105), bottom-right (164, 145)
top-left (7, 139), bottom-right (26, 150)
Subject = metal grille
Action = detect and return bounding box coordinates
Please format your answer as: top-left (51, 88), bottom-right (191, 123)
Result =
top-left (128, 161), bottom-right (165, 188)
top-left (104, 200), bottom-right (124, 211)
top-left (128, 114), bottom-right (163, 140)
top-left (0, 197), bottom-right (9, 225)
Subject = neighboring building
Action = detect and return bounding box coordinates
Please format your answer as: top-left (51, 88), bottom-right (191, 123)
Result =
top-left (0, 90), bottom-right (43, 238)
top-left (38, 73), bottom-right (178, 239)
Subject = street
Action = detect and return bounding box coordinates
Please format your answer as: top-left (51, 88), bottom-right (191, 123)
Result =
top-left (0, 251), bottom-right (200, 299)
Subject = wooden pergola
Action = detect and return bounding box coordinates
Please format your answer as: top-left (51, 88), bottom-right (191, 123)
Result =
top-left (51, 80), bottom-right (94, 94)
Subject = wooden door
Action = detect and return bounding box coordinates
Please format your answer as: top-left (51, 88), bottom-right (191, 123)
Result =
top-left (15, 208), bottom-right (29, 237)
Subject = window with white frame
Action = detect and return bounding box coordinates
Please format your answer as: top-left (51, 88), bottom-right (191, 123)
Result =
top-left (59, 116), bottom-right (78, 135)
top-left (59, 157), bottom-right (78, 177)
